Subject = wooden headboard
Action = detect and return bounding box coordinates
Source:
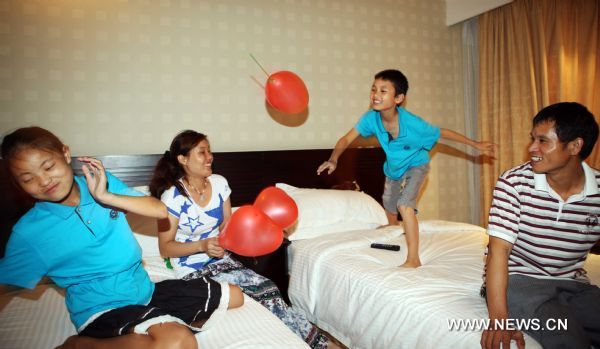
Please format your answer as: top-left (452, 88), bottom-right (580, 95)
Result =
top-left (0, 147), bottom-right (386, 255)
top-left (67, 147), bottom-right (386, 207)
top-left (3, 147), bottom-right (598, 256)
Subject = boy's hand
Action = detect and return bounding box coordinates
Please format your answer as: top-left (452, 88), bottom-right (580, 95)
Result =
top-left (79, 157), bottom-right (112, 203)
top-left (475, 141), bottom-right (497, 157)
top-left (317, 160), bottom-right (337, 175)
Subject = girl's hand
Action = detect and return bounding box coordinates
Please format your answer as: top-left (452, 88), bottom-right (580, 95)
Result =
top-left (205, 237), bottom-right (225, 258)
top-left (79, 157), bottom-right (111, 203)
top-left (475, 141), bottom-right (497, 157)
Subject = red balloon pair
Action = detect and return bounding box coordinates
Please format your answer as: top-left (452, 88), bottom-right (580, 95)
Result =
top-left (219, 187), bottom-right (298, 257)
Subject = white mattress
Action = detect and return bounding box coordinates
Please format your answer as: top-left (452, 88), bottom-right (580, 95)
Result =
top-left (288, 220), bottom-right (600, 349)
top-left (0, 256), bottom-right (308, 349)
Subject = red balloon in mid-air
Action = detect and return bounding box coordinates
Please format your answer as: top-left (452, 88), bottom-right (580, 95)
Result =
top-left (265, 71), bottom-right (309, 114)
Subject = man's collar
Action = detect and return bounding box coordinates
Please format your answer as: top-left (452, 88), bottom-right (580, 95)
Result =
top-left (533, 162), bottom-right (598, 196)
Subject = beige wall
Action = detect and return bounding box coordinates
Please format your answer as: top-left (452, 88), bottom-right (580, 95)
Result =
top-left (0, 0), bottom-right (472, 222)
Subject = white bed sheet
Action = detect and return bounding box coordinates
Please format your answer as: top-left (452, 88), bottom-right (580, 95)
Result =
top-left (287, 220), bottom-right (600, 349)
top-left (0, 256), bottom-right (308, 349)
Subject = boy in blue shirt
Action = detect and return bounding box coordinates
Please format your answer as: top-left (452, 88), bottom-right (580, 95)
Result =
top-left (318, 69), bottom-right (495, 268)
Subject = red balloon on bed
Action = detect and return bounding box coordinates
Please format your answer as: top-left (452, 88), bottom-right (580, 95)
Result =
top-left (219, 205), bottom-right (284, 257)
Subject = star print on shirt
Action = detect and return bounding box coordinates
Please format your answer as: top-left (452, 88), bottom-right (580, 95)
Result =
top-left (180, 201), bottom-right (191, 215)
top-left (204, 194), bottom-right (224, 221)
top-left (182, 216), bottom-right (203, 232)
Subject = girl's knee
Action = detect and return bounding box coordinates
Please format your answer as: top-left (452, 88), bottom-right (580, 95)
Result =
top-left (148, 322), bottom-right (198, 349)
top-left (228, 284), bottom-right (244, 309)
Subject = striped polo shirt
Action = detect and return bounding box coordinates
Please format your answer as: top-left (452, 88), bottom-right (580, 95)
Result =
top-left (487, 161), bottom-right (600, 282)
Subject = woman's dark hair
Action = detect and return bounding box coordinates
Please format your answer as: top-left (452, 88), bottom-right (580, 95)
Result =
top-left (533, 102), bottom-right (599, 160)
top-left (149, 130), bottom-right (207, 199)
top-left (1, 126), bottom-right (64, 163)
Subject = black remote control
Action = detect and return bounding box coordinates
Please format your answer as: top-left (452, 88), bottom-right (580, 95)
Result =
top-left (370, 243), bottom-right (400, 251)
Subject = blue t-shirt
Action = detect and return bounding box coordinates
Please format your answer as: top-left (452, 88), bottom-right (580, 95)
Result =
top-left (355, 106), bottom-right (441, 180)
top-left (0, 172), bottom-right (153, 330)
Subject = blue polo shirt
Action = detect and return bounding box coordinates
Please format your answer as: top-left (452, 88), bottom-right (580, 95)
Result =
top-left (355, 106), bottom-right (440, 180)
top-left (0, 172), bottom-right (153, 330)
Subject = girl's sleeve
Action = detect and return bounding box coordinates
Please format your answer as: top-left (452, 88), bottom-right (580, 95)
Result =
top-left (105, 171), bottom-right (145, 197)
top-left (0, 231), bottom-right (47, 289)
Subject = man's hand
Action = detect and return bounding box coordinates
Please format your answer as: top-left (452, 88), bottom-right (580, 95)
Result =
top-left (481, 328), bottom-right (525, 349)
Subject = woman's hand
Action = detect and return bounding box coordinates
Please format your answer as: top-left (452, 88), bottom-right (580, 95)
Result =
top-left (79, 157), bottom-right (112, 203)
top-left (204, 237), bottom-right (225, 258)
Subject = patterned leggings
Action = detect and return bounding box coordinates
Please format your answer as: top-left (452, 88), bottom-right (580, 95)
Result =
top-left (183, 255), bottom-right (328, 349)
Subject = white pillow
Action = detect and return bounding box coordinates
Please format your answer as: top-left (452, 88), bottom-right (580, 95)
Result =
top-left (132, 185), bottom-right (151, 196)
top-left (276, 183), bottom-right (388, 240)
top-left (126, 185), bottom-right (161, 258)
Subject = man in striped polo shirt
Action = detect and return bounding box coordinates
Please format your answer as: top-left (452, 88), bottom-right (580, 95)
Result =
top-left (481, 102), bottom-right (600, 349)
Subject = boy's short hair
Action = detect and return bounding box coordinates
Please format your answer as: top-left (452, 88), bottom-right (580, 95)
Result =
top-left (533, 102), bottom-right (599, 160)
top-left (374, 69), bottom-right (409, 96)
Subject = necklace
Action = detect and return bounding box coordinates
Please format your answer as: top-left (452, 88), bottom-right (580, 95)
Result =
top-left (185, 178), bottom-right (209, 201)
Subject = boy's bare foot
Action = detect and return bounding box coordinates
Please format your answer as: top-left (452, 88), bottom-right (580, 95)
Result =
top-left (399, 259), bottom-right (421, 268)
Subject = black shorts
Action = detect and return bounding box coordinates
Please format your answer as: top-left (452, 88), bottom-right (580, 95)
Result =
top-left (79, 277), bottom-right (226, 338)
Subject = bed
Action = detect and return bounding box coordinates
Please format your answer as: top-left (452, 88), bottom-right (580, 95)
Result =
top-left (1, 147), bottom-right (599, 349)
top-left (0, 254), bottom-right (309, 349)
top-left (279, 185), bottom-right (600, 349)
top-left (0, 210), bottom-right (310, 349)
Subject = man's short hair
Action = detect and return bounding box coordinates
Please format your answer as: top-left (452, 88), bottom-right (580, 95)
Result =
top-left (533, 102), bottom-right (599, 160)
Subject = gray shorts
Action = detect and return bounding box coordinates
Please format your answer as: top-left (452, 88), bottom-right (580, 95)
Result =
top-left (382, 163), bottom-right (429, 213)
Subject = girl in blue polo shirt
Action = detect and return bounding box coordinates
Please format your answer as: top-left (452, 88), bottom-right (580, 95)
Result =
top-left (0, 127), bottom-right (243, 349)
top-left (317, 69), bottom-right (496, 268)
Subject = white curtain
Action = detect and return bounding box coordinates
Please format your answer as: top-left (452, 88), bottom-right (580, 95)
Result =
top-left (462, 18), bottom-right (481, 225)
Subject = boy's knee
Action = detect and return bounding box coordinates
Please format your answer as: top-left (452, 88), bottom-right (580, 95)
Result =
top-left (397, 205), bottom-right (415, 216)
top-left (228, 284), bottom-right (244, 309)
